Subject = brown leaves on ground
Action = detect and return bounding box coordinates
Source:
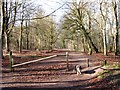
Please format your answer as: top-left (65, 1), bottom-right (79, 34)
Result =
top-left (2, 50), bottom-right (120, 89)
top-left (92, 52), bottom-right (120, 62)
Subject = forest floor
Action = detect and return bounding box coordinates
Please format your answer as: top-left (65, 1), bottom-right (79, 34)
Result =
top-left (1, 49), bottom-right (120, 90)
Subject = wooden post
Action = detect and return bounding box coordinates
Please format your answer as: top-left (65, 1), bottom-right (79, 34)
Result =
top-left (66, 52), bottom-right (69, 70)
top-left (11, 58), bottom-right (14, 72)
top-left (86, 59), bottom-right (89, 67)
top-left (9, 51), bottom-right (14, 72)
top-left (104, 60), bottom-right (107, 66)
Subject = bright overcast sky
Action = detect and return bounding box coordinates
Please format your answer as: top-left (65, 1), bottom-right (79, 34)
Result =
top-left (33, 0), bottom-right (120, 23)
top-left (34, 0), bottom-right (67, 23)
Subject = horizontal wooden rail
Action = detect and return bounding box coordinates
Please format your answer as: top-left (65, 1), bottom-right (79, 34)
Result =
top-left (57, 54), bottom-right (66, 56)
top-left (12, 55), bottom-right (58, 68)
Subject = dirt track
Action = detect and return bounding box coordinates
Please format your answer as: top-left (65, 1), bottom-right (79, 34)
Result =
top-left (1, 51), bottom-right (103, 89)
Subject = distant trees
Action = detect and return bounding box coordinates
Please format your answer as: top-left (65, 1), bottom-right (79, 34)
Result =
top-left (9, 6), bottom-right (58, 52)
top-left (59, 0), bottom-right (120, 55)
top-left (0, 0), bottom-right (120, 56)
top-left (60, 1), bottom-right (99, 54)
top-left (19, 0), bottom-right (24, 53)
top-left (29, 14), bottom-right (58, 51)
top-left (0, 0), bottom-right (62, 59)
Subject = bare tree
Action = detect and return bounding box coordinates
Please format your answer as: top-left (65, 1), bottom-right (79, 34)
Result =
top-left (0, 0), bottom-right (4, 59)
top-left (112, 0), bottom-right (119, 55)
top-left (100, 1), bottom-right (108, 55)
top-left (19, 0), bottom-right (24, 52)
top-left (4, 0), bottom-right (18, 52)
top-left (62, 1), bottom-right (98, 53)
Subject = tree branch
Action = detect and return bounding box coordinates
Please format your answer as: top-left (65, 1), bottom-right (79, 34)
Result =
top-left (9, 2), bottom-right (66, 23)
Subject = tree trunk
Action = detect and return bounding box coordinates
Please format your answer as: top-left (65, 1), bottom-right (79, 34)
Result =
top-left (82, 25), bottom-right (99, 53)
top-left (88, 34), bottom-right (98, 53)
top-left (109, 36), bottom-right (114, 52)
top-left (4, 1), bottom-right (9, 53)
top-left (100, 2), bottom-right (108, 56)
top-left (114, 33), bottom-right (119, 55)
top-left (62, 39), bottom-right (66, 48)
top-left (5, 33), bottom-right (10, 52)
top-left (113, 1), bottom-right (119, 55)
top-left (49, 31), bottom-right (54, 51)
top-left (102, 28), bottom-right (107, 55)
top-left (88, 42), bottom-right (92, 55)
top-left (26, 21), bottom-right (29, 50)
top-left (19, 20), bottom-right (23, 53)
top-left (26, 33), bottom-right (29, 50)
top-left (49, 41), bottom-right (53, 52)
top-left (81, 36), bottom-right (85, 52)
top-left (19, 0), bottom-right (24, 53)
top-left (0, 1), bottom-right (4, 59)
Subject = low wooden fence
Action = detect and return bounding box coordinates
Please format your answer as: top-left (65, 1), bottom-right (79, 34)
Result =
top-left (9, 51), bottom-right (69, 72)
top-left (9, 51), bottom-right (117, 74)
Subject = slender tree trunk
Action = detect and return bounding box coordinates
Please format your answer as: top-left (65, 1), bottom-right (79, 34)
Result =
top-left (109, 36), bottom-right (114, 52)
top-left (5, 33), bottom-right (10, 52)
top-left (49, 39), bottom-right (53, 52)
top-left (100, 2), bottom-right (108, 56)
top-left (49, 30), bottom-right (54, 51)
top-left (88, 15), bottom-right (94, 54)
top-left (62, 39), bottom-right (66, 48)
top-left (0, 32), bottom-right (3, 59)
top-left (81, 36), bottom-right (85, 52)
top-left (26, 33), bottom-right (29, 50)
top-left (113, 1), bottom-right (119, 55)
top-left (102, 27), bottom-right (107, 55)
top-left (26, 21), bottom-right (29, 50)
top-left (43, 39), bottom-right (46, 50)
top-left (4, 0), bottom-right (10, 53)
top-left (114, 33), bottom-right (119, 55)
top-left (19, 20), bottom-right (23, 52)
top-left (19, 0), bottom-right (24, 53)
top-left (76, 35), bottom-right (79, 51)
top-left (0, 1), bottom-right (4, 59)
top-left (88, 42), bottom-right (92, 55)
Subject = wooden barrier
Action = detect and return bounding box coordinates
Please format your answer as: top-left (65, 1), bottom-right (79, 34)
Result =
top-left (9, 51), bottom-right (14, 72)
top-left (86, 59), bottom-right (89, 67)
top-left (66, 52), bottom-right (69, 70)
top-left (12, 55), bottom-right (57, 68)
top-left (104, 60), bottom-right (107, 65)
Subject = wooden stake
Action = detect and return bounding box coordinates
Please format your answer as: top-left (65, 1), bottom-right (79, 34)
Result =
top-left (9, 51), bottom-right (14, 72)
top-left (66, 52), bottom-right (69, 70)
top-left (86, 59), bottom-right (89, 67)
top-left (104, 60), bottom-right (107, 65)
top-left (11, 58), bottom-right (14, 72)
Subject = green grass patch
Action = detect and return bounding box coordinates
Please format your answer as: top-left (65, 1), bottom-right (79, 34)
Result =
top-left (98, 63), bottom-right (120, 79)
